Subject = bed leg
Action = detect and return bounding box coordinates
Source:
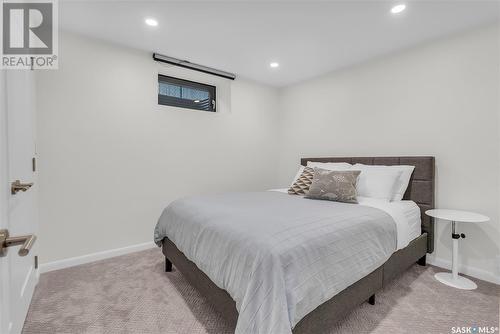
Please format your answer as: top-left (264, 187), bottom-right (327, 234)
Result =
top-left (165, 257), bottom-right (172, 272)
top-left (368, 294), bottom-right (375, 305)
top-left (417, 255), bottom-right (426, 266)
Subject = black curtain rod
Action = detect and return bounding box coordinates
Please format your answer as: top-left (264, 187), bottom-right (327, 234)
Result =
top-left (153, 53), bottom-right (236, 80)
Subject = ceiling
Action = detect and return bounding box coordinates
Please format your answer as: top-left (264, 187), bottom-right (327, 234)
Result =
top-left (59, 1), bottom-right (499, 87)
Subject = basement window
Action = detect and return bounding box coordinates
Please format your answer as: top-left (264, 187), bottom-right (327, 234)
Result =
top-left (158, 75), bottom-right (216, 112)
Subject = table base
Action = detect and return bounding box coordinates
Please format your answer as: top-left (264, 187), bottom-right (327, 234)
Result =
top-left (434, 272), bottom-right (477, 290)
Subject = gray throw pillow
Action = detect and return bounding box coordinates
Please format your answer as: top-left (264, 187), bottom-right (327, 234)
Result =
top-left (305, 169), bottom-right (361, 203)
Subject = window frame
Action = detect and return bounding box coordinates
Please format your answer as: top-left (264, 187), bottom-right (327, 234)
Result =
top-left (157, 74), bottom-right (217, 112)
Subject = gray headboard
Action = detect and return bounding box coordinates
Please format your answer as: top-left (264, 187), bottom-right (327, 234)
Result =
top-left (301, 156), bottom-right (435, 253)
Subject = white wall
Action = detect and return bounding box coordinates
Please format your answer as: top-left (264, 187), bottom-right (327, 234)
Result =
top-left (36, 32), bottom-right (280, 264)
top-left (37, 26), bottom-right (500, 284)
top-left (277, 24), bottom-right (500, 283)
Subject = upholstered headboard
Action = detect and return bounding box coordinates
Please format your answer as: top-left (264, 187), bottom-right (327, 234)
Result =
top-left (300, 156), bottom-right (435, 253)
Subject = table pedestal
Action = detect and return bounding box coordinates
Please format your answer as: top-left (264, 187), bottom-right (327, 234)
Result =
top-left (434, 221), bottom-right (477, 290)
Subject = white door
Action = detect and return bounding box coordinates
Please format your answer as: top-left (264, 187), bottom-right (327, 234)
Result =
top-left (0, 68), bottom-right (39, 334)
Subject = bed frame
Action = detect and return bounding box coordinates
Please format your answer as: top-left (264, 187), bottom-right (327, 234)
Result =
top-left (161, 156), bottom-right (435, 333)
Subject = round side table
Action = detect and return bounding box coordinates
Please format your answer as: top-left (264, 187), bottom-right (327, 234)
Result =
top-left (425, 209), bottom-right (489, 290)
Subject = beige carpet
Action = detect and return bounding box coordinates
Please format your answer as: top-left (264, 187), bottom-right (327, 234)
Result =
top-left (23, 248), bottom-right (499, 334)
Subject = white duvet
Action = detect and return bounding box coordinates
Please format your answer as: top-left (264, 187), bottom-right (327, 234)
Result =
top-left (155, 191), bottom-right (406, 334)
top-left (270, 189), bottom-right (420, 249)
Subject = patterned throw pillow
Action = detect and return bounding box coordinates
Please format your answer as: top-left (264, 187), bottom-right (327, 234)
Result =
top-left (288, 166), bottom-right (314, 195)
top-left (305, 169), bottom-right (361, 203)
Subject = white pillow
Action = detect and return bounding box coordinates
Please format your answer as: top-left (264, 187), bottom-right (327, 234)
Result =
top-left (307, 161), bottom-right (352, 170)
top-left (352, 164), bottom-right (415, 201)
top-left (353, 168), bottom-right (402, 201)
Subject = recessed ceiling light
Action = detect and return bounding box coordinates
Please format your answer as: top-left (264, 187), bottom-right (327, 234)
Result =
top-left (270, 62), bottom-right (279, 68)
top-left (390, 4), bottom-right (406, 14)
top-left (145, 18), bottom-right (158, 27)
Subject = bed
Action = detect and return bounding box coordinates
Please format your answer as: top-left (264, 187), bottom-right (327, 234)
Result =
top-left (155, 156), bottom-right (435, 334)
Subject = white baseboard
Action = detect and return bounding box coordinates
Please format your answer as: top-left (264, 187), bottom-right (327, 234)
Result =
top-left (38, 242), bottom-right (500, 286)
top-left (427, 257), bottom-right (500, 285)
top-left (39, 242), bottom-right (157, 273)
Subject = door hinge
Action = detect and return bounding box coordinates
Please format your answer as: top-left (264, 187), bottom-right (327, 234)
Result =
top-left (32, 157), bottom-right (36, 172)
top-left (34, 255), bottom-right (38, 269)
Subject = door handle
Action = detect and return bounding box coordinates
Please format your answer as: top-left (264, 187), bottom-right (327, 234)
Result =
top-left (0, 229), bottom-right (36, 257)
top-left (11, 180), bottom-right (34, 195)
